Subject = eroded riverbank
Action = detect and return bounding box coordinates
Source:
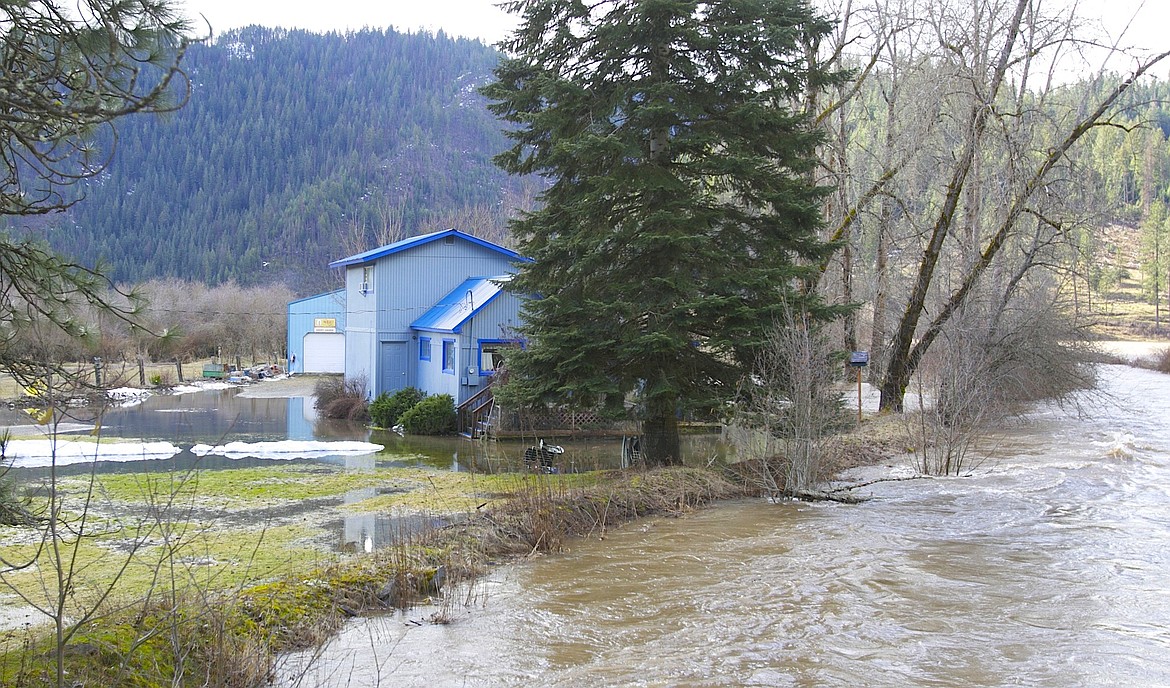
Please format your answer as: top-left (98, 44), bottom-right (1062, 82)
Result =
top-left (1, 465), bottom-right (740, 686)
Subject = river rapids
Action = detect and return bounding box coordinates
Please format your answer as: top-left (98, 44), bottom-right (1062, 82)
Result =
top-left (279, 362), bottom-right (1170, 687)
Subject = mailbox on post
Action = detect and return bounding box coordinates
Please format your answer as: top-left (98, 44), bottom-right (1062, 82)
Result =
top-left (848, 351), bottom-right (869, 424)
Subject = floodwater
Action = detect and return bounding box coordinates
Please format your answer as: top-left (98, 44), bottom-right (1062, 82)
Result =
top-left (18, 388), bottom-right (720, 477)
top-left (277, 362), bottom-right (1170, 687)
top-left (7, 385), bottom-right (719, 554)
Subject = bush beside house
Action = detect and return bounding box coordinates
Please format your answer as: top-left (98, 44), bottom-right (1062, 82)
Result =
top-left (369, 387), bottom-right (427, 428)
top-left (399, 394), bottom-right (456, 435)
top-left (314, 376), bottom-right (370, 421)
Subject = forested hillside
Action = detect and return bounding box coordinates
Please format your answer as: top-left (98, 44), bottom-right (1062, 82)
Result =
top-left (23, 27), bottom-right (536, 293)
top-left (8, 17), bottom-right (1170, 316)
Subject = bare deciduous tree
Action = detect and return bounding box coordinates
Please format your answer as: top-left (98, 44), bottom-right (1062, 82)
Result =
top-left (807, 0), bottom-right (1169, 412)
top-left (729, 310), bottom-right (847, 499)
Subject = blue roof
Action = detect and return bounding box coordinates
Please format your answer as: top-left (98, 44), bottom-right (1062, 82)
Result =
top-left (328, 229), bottom-right (526, 269)
top-left (411, 276), bottom-right (512, 333)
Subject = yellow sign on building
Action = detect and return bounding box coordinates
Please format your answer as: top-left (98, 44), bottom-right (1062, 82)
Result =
top-left (313, 318), bottom-right (337, 332)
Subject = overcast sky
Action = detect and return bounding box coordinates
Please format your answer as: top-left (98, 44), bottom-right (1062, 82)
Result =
top-left (176, 0), bottom-right (1167, 63)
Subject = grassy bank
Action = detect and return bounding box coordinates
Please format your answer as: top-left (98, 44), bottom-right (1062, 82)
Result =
top-left (0, 465), bottom-right (585, 621)
top-left (0, 466), bottom-right (739, 687)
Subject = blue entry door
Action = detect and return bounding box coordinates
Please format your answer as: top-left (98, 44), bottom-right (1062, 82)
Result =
top-left (379, 341), bottom-right (408, 395)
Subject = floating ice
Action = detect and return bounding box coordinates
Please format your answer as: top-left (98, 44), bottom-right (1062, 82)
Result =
top-left (189, 440), bottom-right (383, 461)
top-left (106, 387), bottom-right (152, 400)
top-left (105, 387), bottom-right (153, 408)
top-left (2, 439), bottom-right (182, 468)
top-left (170, 381), bottom-right (239, 395)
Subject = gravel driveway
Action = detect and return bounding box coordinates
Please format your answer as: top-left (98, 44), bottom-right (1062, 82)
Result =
top-left (235, 374), bottom-right (331, 399)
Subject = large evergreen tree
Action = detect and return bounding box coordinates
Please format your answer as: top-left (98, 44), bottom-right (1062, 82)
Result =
top-left (484, 0), bottom-right (842, 465)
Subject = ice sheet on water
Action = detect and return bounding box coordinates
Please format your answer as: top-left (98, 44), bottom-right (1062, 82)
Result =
top-left (3, 439), bottom-right (182, 467)
top-left (4, 439), bottom-right (383, 466)
top-left (105, 387), bottom-right (153, 408)
top-left (189, 440), bottom-right (383, 461)
top-left (170, 381), bottom-right (239, 395)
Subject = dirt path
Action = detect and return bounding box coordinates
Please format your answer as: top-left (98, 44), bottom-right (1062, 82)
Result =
top-left (235, 374), bottom-right (327, 399)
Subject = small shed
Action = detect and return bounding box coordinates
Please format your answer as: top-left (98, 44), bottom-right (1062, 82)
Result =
top-left (287, 290), bottom-right (347, 374)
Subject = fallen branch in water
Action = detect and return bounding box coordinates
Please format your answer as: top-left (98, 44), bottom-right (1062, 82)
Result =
top-left (788, 475), bottom-right (933, 503)
top-left (828, 475), bottom-right (931, 492)
top-left (790, 490), bottom-right (871, 504)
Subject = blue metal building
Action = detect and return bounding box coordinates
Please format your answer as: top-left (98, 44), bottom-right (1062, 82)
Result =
top-left (286, 289), bottom-right (347, 374)
top-left (328, 229), bottom-right (528, 402)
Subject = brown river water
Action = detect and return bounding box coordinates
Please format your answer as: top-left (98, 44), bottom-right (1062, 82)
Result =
top-left (277, 362), bottom-right (1170, 687)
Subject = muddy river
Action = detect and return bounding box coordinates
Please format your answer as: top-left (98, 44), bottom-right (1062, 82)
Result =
top-left (277, 362), bottom-right (1170, 686)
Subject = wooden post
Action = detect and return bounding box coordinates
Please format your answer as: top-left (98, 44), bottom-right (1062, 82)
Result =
top-left (138, 357), bottom-right (146, 386)
top-left (857, 366), bottom-right (863, 426)
top-left (176, 359), bottom-right (184, 383)
top-left (848, 351), bottom-right (869, 427)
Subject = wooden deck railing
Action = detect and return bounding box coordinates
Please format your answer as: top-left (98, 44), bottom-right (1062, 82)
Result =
top-left (457, 380), bottom-right (495, 438)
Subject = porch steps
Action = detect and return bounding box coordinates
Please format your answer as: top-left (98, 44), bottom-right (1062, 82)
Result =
top-left (457, 382), bottom-right (494, 438)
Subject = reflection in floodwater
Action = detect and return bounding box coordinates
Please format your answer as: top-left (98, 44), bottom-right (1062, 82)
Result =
top-left (338, 487), bottom-right (455, 554)
top-left (26, 386), bottom-right (724, 475)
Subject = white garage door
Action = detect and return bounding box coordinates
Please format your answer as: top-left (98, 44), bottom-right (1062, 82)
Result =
top-left (303, 333), bottom-right (345, 373)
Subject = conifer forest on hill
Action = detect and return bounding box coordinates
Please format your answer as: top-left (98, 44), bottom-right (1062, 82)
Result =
top-left (18, 27), bottom-right (540, 294)
top-left (7, 14), bottom-right (1170, 328)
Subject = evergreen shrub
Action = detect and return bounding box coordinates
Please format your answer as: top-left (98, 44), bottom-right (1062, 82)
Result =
top-left (399, 394), bottom-right (456, 435)
top-left (369, 387), bottom-right (427, 428)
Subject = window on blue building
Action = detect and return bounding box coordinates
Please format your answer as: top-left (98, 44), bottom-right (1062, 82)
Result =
top-left (442, 339), bottom-right (455, 374)
top-left (478, 340), bottom-right (512, 374)
top-left (419, 337), bottom-right (431, 361)
top-left (360, 265), bottom-right (374, 294)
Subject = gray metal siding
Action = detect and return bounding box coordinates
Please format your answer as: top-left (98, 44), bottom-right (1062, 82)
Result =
top-left (341, 234), bottom-right (525, 400)
top-left (456, 292), bottom-right (525, 404)
top-left (345, 329), bottom-right (377, 397)
top-left (341, 266), bottom-right (378, 395)
top-left (346, 266), bottom-right (377, 332)
top-left (466, 291), bottom-right (525, 344)
top-left (373, 240), bottom-right (519, 336)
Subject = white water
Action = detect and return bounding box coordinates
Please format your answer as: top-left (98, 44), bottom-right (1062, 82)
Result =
top-left (280, 362), bottom-right (1170, 686)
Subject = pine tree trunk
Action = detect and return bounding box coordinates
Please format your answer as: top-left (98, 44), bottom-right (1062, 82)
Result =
top-left (642, 399), bottom-right (682, 466)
